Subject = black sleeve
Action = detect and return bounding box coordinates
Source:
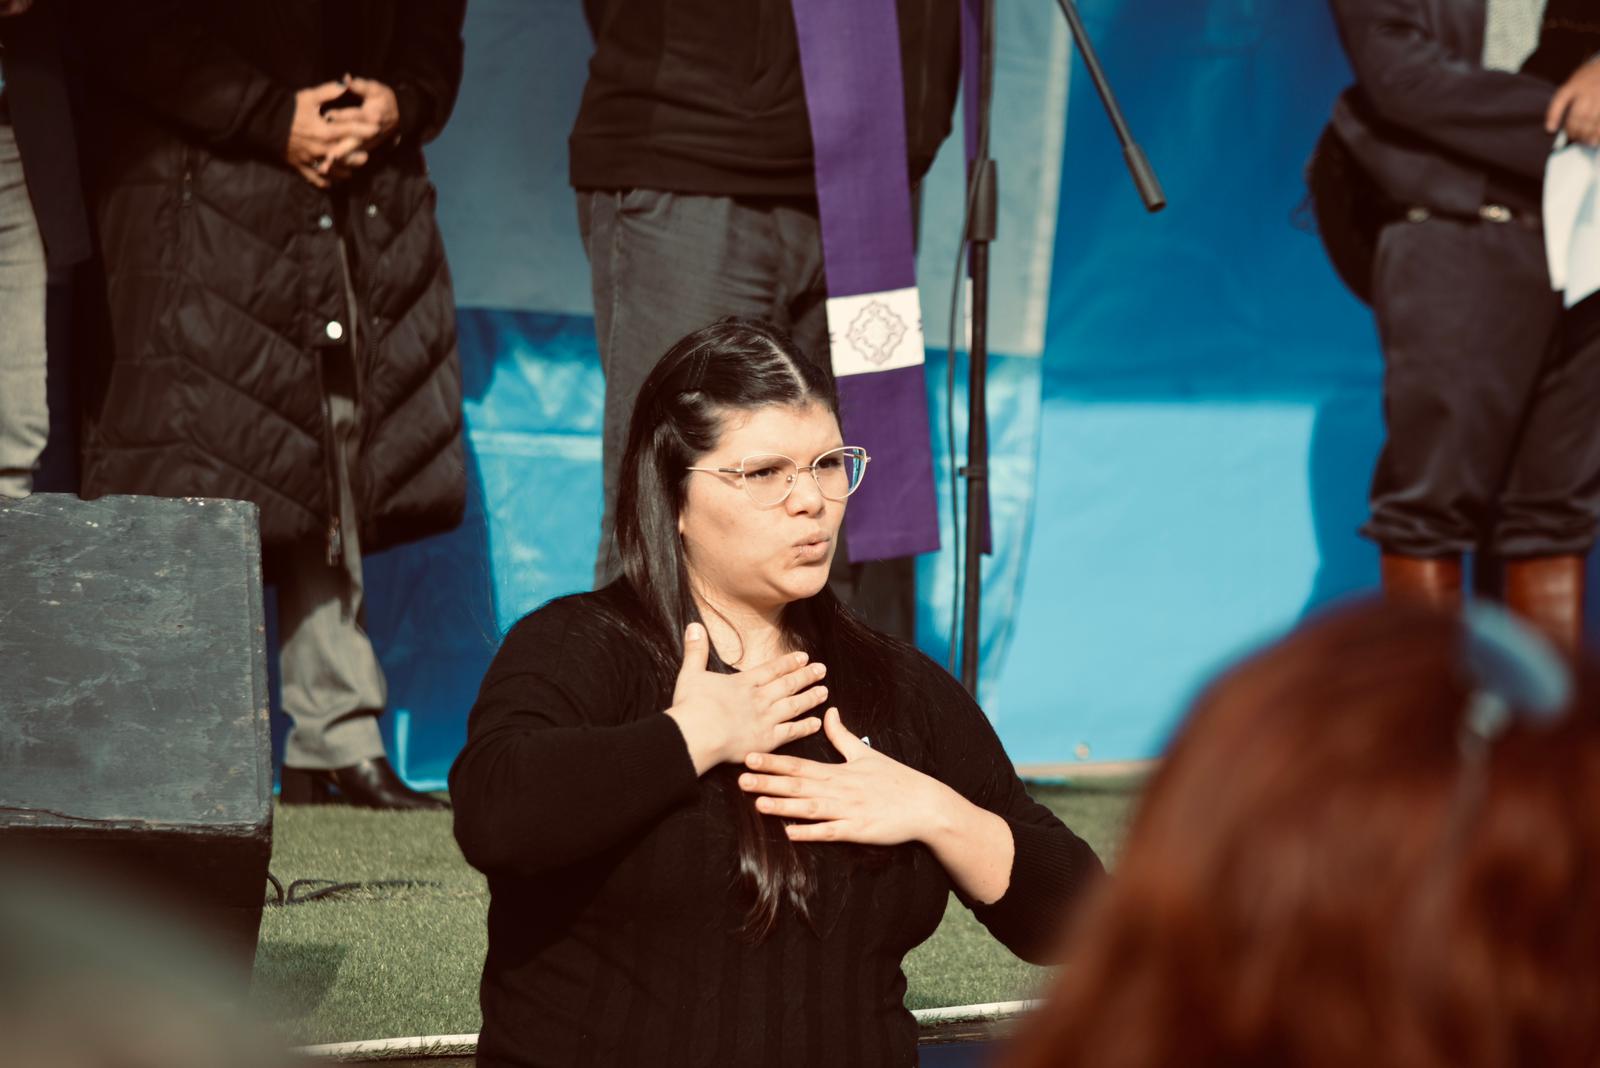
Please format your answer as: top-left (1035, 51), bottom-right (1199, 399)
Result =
top-left (67, 0), bottom-right (294, 161)
top-left (448, 600), bottom-right (701, 878)
top-left (1329, 0), bottom-right (1557, 179)
top-left (383, 0), bottom-right (467, 147)
top-left (912, 654), bottom-right (1105, 965)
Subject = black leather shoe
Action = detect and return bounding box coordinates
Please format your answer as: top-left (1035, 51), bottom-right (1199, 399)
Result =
top-left (280, 757), bottom-right (450, 811)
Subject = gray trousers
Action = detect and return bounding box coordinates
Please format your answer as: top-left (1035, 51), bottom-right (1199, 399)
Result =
top-left (277, 345), bottom-right (388, 769)
top-left (577, 189), bottom-right (916, 639)
top-left (1365, 216), bottom-right (1600, 557)
top-left (0, 120), bottom-right (47, 500)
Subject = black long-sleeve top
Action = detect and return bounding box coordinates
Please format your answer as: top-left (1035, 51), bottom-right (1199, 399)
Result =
top-left (450, 588), bottom-right (1103, 1067)
top-left (568, 0), bottom-right (960, 197)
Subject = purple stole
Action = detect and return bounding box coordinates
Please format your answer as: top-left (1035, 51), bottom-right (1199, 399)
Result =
top-left (793, 0), bottom-right (987, 561)
top-left (792, 0), bottom-right (941, 562)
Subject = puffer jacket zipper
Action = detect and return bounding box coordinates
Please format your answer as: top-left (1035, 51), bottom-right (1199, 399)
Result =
top-left (334, 229), bottom-right (364, 561)
top-left (336, 232), bottom-right (365, 405)
top-left (317, 202), bottom-right (365, 569)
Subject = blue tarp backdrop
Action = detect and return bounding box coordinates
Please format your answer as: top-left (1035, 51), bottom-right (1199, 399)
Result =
top-left (270, 1), bottom-right (1477, 785)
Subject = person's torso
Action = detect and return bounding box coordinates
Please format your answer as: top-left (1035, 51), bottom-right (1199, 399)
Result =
top-left (1327, 0), bottom-right (1548, 218)
top-left (569, 0), bottom-right (960, 197)
top-left (476, 605), bottom-right (954, 1066)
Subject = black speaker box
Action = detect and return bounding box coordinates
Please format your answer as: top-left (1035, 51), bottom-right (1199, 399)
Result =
top-left (0, 493), bottom-right (273, 972)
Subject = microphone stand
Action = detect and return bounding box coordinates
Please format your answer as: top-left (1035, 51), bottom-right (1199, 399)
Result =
top-left (958, 0), bottom-right (1166, 696)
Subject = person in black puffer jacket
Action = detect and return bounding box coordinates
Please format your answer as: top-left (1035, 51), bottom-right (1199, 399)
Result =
top-left (70, 1), bottom-right (468, 810)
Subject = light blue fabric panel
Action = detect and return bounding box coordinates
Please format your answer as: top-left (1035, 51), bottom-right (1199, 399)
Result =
top-left (1045, 0), bottom-right (1370, 391)
top-left (355, 313), bottom-right (1047, 789)
top-left (919, 1), bottom-right (1070, 357)
top-left (427, 0), bottom-right (596, 316)
top-left (994, 394), bottom-right (1385, 765)
top-left (914, 351), bottom-right (1045, 703)
top-left (987, 0), bottom-right (1385, 763)
top-left (288, 0), bottom-right (1446, 782)
top-left (331, 3), bottom-right (1072, 787)
top-left (912, 1), bottom-right (1071, 697)
top-left (361, 312), bottom-right (604, 788)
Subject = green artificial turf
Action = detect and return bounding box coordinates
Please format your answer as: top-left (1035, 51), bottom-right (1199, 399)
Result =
top-left (251, 780), bottom-right (1138, 1046)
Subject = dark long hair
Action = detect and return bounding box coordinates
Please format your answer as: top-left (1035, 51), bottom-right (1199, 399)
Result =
top-left (610, 317), bottom-right (902, 940)
top-left (1006, 601), bottom-right (1600, 1068)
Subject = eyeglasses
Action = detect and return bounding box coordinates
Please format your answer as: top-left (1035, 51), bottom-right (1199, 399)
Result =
top-left (686, 446), bottom-right (870, 506)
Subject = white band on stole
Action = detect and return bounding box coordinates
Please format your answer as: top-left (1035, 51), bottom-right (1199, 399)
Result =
top-left (825, 286), bottom-right (926, 378)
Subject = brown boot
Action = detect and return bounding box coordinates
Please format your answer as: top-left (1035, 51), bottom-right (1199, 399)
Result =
top-left (1380, 552), bottom-right (1463, 610)
top-left (1503, 554), bottom-right (1585, 653)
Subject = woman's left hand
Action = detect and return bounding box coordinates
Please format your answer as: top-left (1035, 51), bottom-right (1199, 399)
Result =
top-left (738, 707), bottom-right (947, 846)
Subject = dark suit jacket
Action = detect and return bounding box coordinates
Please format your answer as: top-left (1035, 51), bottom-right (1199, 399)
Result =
top-left (1523, 0), bottom-right (1600, 85)
top-left (1328, 0), bottom-right (1557, 218)
top-left (0, 1), bottom-right (90, 269)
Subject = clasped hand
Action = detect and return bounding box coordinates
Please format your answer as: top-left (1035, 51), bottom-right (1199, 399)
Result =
top-left (737, 707), bottom-right (944, 847)
top-left (665, 623), bottom-right (829, 776)
top-left (286, 76), bottom-right (401, 188)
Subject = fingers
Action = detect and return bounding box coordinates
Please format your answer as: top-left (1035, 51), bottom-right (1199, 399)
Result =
top-left (772, 683), bottom-right (828, 723)
top-left (1564, 89), bottom-right (1600, 142)
top-left (744, 751), bottom-right (819, 777)
top-left (738, 716), bottom-right (822, 765)
top-left (320, 116), bottom-right (382, 143)
top-left (305, 80), bottom-right (351, 105)
top-left (757, 660), bottom-right (826, 706)
top-left (736, 773), bottom-right (807, 798)
top-left (1571, 108), bottom-right (1600, 146)
top-left (677, 622), bottom-right (709, 677)
top-left (753, 795), bottom-right (832, 820)
top-left (748, 649), bottom-right (809, 687)
top-left (776, 715), bottom-right (823, 745)
top-left (344, 74), bottom-right (384, 97)
top-left (821, 706), bottom-right (869, 758)
top-left (1549, 85), bottom-right (1574, 134)
top-left (783, 821), bottom-right (845, 842)
top-left (336, 149), bottom-right (371, 173)
top-left (317, 135), bottom-right (368, 174)
top-left (293, 161), bottom-right (331, 189)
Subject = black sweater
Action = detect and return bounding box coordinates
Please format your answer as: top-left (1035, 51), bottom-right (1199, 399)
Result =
top-left (569, 0), bottom-right (961, 197)
top-left (450, 588), bottom-right (1103, 1067)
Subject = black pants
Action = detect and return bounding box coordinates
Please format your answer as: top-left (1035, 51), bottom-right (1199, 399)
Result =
top-left (1364, 216), bottom-right (1600, 558)
top-left (577, 188), bottom-right (917, 641)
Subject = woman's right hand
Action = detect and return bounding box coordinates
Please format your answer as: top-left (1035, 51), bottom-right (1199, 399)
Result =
top-left (665, 623), bottom-right (827, 775)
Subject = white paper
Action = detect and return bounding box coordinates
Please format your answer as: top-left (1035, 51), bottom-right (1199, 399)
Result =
top-left (1544, 139), bottom-right (1600, 309)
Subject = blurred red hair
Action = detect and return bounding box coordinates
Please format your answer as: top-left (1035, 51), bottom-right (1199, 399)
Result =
top-left (1007, 600), bottom-right (1600, 1068)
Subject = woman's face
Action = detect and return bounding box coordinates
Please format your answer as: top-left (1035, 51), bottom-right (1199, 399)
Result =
top-left (679, 401), bottom-right (846, 617)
